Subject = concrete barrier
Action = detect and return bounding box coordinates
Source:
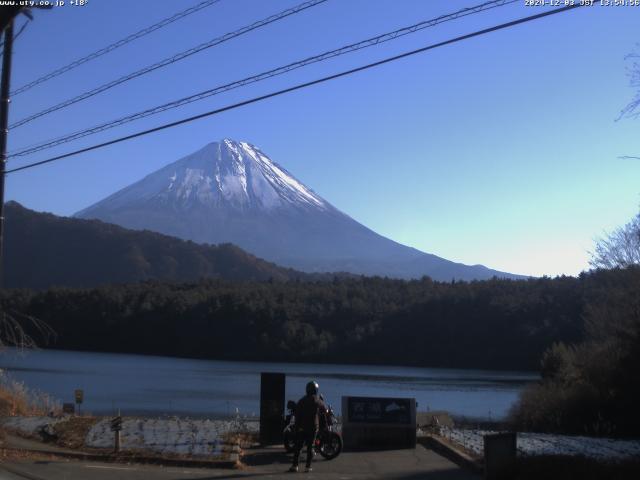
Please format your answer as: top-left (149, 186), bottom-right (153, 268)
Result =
top-left (341, 396), bottom-right (416, 450)
top-left (484, 432), bottom-right (517, 480)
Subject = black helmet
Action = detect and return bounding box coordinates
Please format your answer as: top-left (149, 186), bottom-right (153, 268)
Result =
top-left (287, 400), bottom-right (296, 411)
top-left (306, 381), bottom-right (319, 395)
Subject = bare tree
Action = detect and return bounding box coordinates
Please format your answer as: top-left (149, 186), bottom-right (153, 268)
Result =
top-left (0, 304), bottom-right (54, 350)
top-left (590, 212), bottom-right (640, 269)
top-left (597, 47), bottom-right (640, 267)
top-left (619, 45), bottom-right (640, 120)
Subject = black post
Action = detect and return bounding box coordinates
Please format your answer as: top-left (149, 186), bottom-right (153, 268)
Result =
top-left (0, 20), bottom-right (14, 288)
top-left (114, 409), bottom-right (121, 453)
top-left (259, 372), bottom-right (285, 445)
top-left (484, 432), bottom-right (517, 480)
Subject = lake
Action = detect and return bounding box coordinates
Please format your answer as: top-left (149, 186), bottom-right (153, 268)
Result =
top-left (0, 348), bottom-right (537, 420)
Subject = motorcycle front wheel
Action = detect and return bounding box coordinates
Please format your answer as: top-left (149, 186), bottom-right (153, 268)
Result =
top-left (318, 431), bottom-right (342, 460)
top-left (284, 430), bottom-right (296, 453)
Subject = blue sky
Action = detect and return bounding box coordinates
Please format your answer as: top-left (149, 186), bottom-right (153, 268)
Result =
top-left (4, 0), bottom-right (640, 277)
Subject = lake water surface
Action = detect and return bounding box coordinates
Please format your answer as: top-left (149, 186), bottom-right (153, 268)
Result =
top-left (0, 349), bottom-right (537, 420)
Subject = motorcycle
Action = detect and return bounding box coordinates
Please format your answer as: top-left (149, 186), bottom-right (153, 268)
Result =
top-left (283, 398), bottom-right (342, 460)
top-left (283, 400), bottom-right (297, 453)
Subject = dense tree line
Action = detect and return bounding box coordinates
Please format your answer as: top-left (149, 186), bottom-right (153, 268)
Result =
top-left (508, 208), bottom-right (640, 438)
top-left (3, 270), bottom-right (630, 372)
top-left (509, 266), bottom-right (640, 437)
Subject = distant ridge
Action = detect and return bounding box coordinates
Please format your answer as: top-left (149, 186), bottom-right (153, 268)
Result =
top-left (75, 139), bottom-right (525, 281)
top-left (3, 201), bottom-right (310, 289)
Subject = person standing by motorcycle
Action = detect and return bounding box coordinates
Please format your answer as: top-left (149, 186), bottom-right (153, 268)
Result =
top-left (289, 381), bottom-right (326, 473)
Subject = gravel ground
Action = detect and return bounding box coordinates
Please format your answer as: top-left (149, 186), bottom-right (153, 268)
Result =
top-left (440, 427), bottom-right (640, 460)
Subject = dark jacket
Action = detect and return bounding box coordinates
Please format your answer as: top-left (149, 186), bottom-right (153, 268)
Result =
top-left (295, 394), bottom-right (326, 432)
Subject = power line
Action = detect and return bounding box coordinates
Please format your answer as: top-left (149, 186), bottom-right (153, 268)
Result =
top-left (10, 0), bottom-right (223, 96)
top-left (5, 4), bottom-right (583, 176)
top-left (9, 0), bottom-right (328, 129)
top-left (0, 19), bottom-right (29, 57)
top-left (8, 0), bottom-right (518, 159)
top-left (2, 19), bottom-right (29, 44)
top-left (13, 20), bottom-right (29, 40)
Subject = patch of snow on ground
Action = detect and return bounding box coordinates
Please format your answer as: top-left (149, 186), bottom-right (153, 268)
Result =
top-left (440, 427), bottom-right (640, 460)
top-left (85, 417), bottom-right (258, 457)
top-left (2, 416), bottom-right (258, 458)
top-left (2, 416), bottom-right (67, 435)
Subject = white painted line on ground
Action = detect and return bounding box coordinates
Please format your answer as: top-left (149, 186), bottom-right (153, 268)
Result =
top-left (84, 465), bottom-right (140, 471)
top-left (83, 464), bottom-right (206, 475)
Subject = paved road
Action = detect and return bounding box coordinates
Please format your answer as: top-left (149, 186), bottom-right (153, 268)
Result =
top-left (0, 444), bottom-right (479, 480)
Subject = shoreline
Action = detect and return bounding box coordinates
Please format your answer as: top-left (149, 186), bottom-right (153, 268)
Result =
top-left (0, 346), bottom-right (541, 375)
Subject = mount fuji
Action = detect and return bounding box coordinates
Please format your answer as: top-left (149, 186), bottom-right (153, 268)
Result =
top-left (75, 139), bottom-right (522, 280)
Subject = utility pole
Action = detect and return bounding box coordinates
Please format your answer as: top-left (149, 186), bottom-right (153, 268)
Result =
top-left (0, 19), bottom-right (14, 289)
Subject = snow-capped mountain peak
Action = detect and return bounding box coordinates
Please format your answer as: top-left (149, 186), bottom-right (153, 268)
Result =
top-left (159, 139), bottom-right (327, 211)
top-left (78, 139), bottom-right (328, 215)
top-left (75, 138), bottom-right (523, 281)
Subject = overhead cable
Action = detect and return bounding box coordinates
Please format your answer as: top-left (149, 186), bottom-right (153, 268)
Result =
top-left (9, 0), bottom-right (517, 159)
top-left (9, 0), bottom-right (328, 129)
top-left (5, 4), bottom-right (583, 175)
top-left (10, 0), bottom-right (224, 96)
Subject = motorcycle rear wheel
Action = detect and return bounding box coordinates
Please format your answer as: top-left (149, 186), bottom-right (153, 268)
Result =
top-left (318, 432), bottom-right (342, 460)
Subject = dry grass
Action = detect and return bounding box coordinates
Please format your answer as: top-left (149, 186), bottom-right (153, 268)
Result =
top-left (226, 431), bottom-right (258, 449)
top-left (0, 370), bottom-right (60, 417)
top-left (0, 369), bottom-right (62, 452)
top-left (0, 389), bottom-right (38, 417)
top-left (0, 448), bottom-right (56, 462)
top-left (52, 417), bottom-right (98, 449)
top-left (0, 391), bottom-right (28, 417)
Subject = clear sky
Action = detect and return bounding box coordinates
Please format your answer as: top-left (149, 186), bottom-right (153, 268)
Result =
top-left (4, 0), bottom-right (640, 278)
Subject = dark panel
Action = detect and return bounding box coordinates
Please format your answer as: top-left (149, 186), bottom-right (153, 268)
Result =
top-left (484, 432), bottom-right (517, 480)
top-left (342, 396), bottom-right (417, 450)
top-left (259, 372), bottom-right (285, 445)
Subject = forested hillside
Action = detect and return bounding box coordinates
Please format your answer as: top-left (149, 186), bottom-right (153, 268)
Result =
top-left (4, 269), bottom-right (632, 371)
top-left (3, 202), bottom-right (309, 288)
